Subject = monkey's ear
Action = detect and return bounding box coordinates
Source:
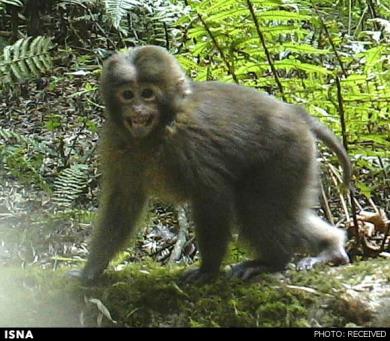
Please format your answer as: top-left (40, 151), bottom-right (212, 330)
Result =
top-left (103, 53), bottom-right (120, 69)
top-left (176, 76), bottom-right (192, 97)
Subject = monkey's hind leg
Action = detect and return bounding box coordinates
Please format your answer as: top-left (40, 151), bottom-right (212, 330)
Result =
top-left (227, 202), bottom-right (297, 280)
top-left (296, 212), bottom-right (350, 270)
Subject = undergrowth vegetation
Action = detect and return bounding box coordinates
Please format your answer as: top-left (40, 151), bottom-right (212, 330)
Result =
top-left (0, 0), bottom-right (388, 327)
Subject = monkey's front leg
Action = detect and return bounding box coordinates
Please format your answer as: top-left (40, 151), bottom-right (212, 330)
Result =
top-left (182, 194), bottom-right (232, 283)
top-left (70, 181), bottom-right (146, 284)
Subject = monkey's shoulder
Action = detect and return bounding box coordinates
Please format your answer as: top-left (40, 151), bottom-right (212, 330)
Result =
top-left (189, 81), bottom-right (297, 120)
top-left (191, 81), bottom-right (278, 103)
top-left (177, 82), bottom-right (306, 139)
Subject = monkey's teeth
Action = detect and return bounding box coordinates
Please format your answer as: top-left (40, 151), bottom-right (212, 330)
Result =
top-left (131, 116), bottom-right (152, 126)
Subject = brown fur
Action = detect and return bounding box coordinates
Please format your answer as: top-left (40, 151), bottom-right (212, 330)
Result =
top-left (75, 46), bottom-right (350, 283)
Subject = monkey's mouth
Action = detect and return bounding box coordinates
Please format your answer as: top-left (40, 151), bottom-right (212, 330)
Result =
top-left (124, 114), bottom-right (157, 138)
top-left (128, 115), bottom-right (153, 129)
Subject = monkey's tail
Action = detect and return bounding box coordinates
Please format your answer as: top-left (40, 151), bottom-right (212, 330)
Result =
top-left (295, 107), bottom-right (352, 188)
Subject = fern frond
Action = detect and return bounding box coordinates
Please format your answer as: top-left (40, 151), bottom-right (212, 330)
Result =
top-left (149, 0), bottom-right (187, 25)
top-left (258, 10), bottom-right (310, 22)
top-left (53, 164), bottom-right (90, 208)
top-left (58, 0), bottom-right (97, 6)
top-left (0, 0), bottom-right (24, 7)
top-left (0, 36), bottom-right (53, 83)
top-left (274, 59), bottom-right (330, 75)
top-left (104, 0), bottom-right (141, 29)
top-left (281, 43), bottom-right (329, 55)
top-left (0, 128), bottom-right (51, 153)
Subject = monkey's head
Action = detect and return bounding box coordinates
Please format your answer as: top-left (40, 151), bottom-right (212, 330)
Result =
top-left (101, 46), bottom-right (191, 139)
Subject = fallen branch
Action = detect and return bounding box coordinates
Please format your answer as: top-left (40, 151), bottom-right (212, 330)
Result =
top-left (169, 204), bottom-right (191, 263)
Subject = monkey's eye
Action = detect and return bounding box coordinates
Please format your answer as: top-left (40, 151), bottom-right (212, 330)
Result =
top-left (141, 88), bottom-right (155, 100)
top-left (121, 90), bottom-right (134, 100)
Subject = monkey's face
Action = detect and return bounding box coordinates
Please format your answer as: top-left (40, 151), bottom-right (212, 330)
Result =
top-left (102, 47), bottom-right (192, 139)
top-left (115, 83), bottom-right (161, 139)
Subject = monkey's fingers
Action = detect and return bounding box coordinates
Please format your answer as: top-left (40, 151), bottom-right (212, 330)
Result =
top-left (297, 249), bottom-right (350, 271)
top-left (296, 257), bottom-right (320, 271)
top-left (225, 262), bottom-right (272, 281)
top-left (180, 268), bottom-right (218, 284)
top-left (67, 268), bottom-right (102, 285)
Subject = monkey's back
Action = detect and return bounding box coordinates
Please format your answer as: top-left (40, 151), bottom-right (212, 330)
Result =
top-left (186, 81), bottom-right (313, 151)
top-left (161, 81), bottom-right (318, 200)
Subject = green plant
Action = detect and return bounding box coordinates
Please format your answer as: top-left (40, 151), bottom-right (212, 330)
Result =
top-left (0, 36), bottom-right (53, 84)
top-left (53, 164), bottom-right (90, 209)
top-left (178, 0), bottom-right (389, 208)
top-left (0, 128), bottom-right (50, 190)
top-left (106, 0), bottom-right (187, 45)
top-left (104, 0), bottom-right (142, 29)
top-left (0, 0), bottom-right (23, 8)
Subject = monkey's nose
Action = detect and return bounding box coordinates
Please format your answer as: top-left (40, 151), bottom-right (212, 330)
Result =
top-left (133, 105), bottom-right (144, 115)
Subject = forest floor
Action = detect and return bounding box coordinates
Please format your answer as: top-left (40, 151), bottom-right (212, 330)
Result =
top-left (0, 257), bottom-right (389, 327)
top-left (0, 184), bottom-right (389, 328)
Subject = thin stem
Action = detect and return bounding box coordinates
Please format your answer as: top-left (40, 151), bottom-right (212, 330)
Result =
top-left (245, 0), bottom-right (286, 101)
top-left (315, 8), bottom-right (348, 77)
top-left (196, 12), bottom-right (239, 83)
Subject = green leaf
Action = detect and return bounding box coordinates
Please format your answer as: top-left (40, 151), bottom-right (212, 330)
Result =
top-left (104, 0), bottom-right (141, 29)
top-left (282, 43), bottom-right (329, 55)
top-left (364, 46), bottom-right (383, 70)
top-left (362, 134), bottom-right (390, 147)
top-left (258, 10), bottom-right (310, 22)
top-left (0, 36), bottom-right (53, 83)
top-left (1, 0), bottom-right (23, 6)
top-left (207, 8), bottom-right (248, 22)
top-left (53, 164), bottom-right (89, 209)
top-left (275, 59), bottom-right (330, 75)
top-left (198, 0), bottom-right (236, 13)
top-left (355, 182), bottom-right (372, 198)
top-left (342, 74), bottom-right (367, 84)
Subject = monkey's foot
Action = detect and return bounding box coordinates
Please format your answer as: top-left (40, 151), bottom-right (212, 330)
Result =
top-left (297, 249), bottom-right (350, 271)
top-left (296, 257), bottom-right (320, 271)
top-left (225, 261), bottom-right (283, 281)
top-left (181, 268), bottom-right (218, 284)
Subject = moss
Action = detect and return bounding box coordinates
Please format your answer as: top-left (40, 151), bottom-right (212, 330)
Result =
top-left (0, 267), bottom-right (83, 327)
top-left (287, 265), bottom-right (344, 292)
top-left (1, 258), bottom-right (389, 327)
top-left (339, 258), bottom-right (390, 284)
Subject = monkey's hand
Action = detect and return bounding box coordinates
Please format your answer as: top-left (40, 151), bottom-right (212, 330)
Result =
top-left (297, 248), bottom-right (350, 271)
top-left (181, 268), bottom-right (219, 284)
top-left (67, 267), bottom-right (103, 285)
top-left (225, 260), bottom-right (285, 281)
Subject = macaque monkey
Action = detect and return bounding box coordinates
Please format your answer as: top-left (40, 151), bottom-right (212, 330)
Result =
top-left (71, 45), bottom-right (351, 283)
